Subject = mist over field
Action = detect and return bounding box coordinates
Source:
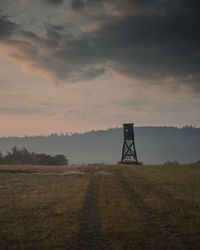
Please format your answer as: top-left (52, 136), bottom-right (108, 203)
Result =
top-left (0, 126), bottom-right (199, 165)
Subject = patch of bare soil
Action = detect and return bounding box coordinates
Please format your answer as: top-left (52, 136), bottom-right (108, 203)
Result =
top-left (0, 164), bottom-right (83, 173)
top-left (79, 175), bottom-right (103, 250)
top-left (94, 170), bottom-right (112, 175)
top-left (18, 171), bottom-right (84, 176)
top-left (58, 171), bottom-right (85, 176)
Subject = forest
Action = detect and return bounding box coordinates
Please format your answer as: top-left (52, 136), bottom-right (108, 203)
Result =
top-left (0, 126), bottom-right (199, 164)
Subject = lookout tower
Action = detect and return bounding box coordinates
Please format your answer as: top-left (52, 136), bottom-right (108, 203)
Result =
top-left (121, 123), bottom-right (138, 164)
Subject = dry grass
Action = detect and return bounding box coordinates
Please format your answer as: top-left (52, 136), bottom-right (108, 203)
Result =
top-left (0, 164), bottom-right (83, 173)
top-left (0, 164), bottom-right (200, 249)
top-left (118, 164), bottom-right (200, 248)
top-left (97, 166), bottom-right (180, 250)
top-left (0, 165), bottom-right (90, 249)
top-left (97, 173), bottom-right (157, 249)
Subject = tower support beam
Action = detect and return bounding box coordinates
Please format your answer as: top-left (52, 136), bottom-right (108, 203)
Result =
top-left (121, 123), bottom-right (139, 164)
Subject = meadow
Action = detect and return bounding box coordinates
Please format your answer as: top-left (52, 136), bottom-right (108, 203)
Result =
top-left (0, 164), bottom-right (200, 249)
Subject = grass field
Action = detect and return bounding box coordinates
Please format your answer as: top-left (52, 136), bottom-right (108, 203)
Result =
top-left (0, 164), bottom-right (200, 249)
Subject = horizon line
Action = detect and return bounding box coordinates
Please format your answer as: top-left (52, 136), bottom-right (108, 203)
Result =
top-left (0, 125), bottom-right (198, 138)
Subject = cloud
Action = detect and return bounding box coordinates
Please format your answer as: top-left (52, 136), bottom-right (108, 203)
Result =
top-left (46, 0), bottom-right (63, 6)
top-left (20, 31), bottom-right (38, 39)
top-left (0, 16), bottom-right (18, 39)
top-left (0, 107), bottom-right (39, 115)
top-left (0, 0), bottom-right (200, 92)
top-left (81, 67), bottom-right (106, 80)
top-left (71, 0), bottom-right (104, 10)
top-left (71, 0), bottom-right (85, 10)
top-left (91, 0), bottom-right (200, 90)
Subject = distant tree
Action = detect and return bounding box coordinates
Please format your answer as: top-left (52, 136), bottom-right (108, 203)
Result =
top-left (30, 152), bottom-right (38, 165)
top-left (21, 147), bottom-right (31, 164)
top-left (1, 146), bottom-right (69, 165)
top-left (50, 133), bottom-right (58, 137)
top-left (3, 146), bottom-right (31, 164)
top-left (36, 153), bottom-right (52, 165)
top-left (0, 150), bottom-right (3, 164)
top-left (4, 147), bottom-right (19, 164)
top-left (54, 155), bottom-right (68, 165)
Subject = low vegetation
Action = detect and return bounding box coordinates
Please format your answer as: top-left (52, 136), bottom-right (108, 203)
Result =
top-left (0, 164), bottom-right (200, 249)
top-left (0, 165), bottom-right (88, 249)
top-left (0, 146), bottom-right (68, 165)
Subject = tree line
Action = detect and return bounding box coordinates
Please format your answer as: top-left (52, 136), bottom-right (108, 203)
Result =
top-left (0, 147), bottom-right (68, 165)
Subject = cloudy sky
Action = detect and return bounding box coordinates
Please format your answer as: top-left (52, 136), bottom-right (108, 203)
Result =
top-left (0, 0), bottom-right (199, 136)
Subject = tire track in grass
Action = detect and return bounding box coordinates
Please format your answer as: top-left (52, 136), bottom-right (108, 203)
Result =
top-left (79, 174), bottom-right (103, 250)
top-left (116, 170), bottom-right (187, 250)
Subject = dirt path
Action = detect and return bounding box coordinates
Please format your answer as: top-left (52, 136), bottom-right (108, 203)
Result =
top-left (79, 175), bottom-right (103, 250)
top-left (116, 170), bottom-right (187, 250)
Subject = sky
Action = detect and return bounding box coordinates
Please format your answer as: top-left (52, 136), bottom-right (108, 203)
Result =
top-left (0, 0), bottom-right (200, 136)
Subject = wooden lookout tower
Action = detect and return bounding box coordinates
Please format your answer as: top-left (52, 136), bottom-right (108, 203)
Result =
top-left (121, 123), bottom-right (139, 164)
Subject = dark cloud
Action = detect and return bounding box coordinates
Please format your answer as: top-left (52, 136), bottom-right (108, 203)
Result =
top-left (89, 0), bottom-right (200, 87)
top-left (1, 0), bottom-right (200, 91)
top-left (95, 12), bottom-right (200, 79)
top-left (71, 0), bottom-right (85, 10)
top-left (21, 24), bottom-right (65, 48)
top-left (0, 16), bottom-right (18, 39)
top-left (81, 67), bottom-right (106, 80)
top-left (46, 0), bottom-right (63, 6)
top-left (21, 31), bottom-right (38, 39)
top-left (57, 0), bottom-right (200, 81)
top-left (71, 0), bottom-right (104, 10)
top-left (45, 25), bottom-right (63, 45)
top-left (49, 25), bottom-right (64, 31)
top-left (52, 0), bottom-right (200, 85)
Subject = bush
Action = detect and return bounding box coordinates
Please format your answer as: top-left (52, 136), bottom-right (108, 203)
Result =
top-left (163, 160), bottom-right (179, 166)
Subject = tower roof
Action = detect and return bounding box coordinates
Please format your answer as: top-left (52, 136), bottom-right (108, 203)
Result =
top-left (123, 123), bottom-right (134, 126)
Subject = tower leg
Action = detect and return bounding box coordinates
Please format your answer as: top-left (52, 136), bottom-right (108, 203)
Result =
top-left (121, 139), bottom-right (138, 164)
top-left (121, 123), bottom-right (139, 164)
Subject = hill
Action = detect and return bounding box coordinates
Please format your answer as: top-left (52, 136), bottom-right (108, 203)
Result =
top-left (0, 126), bottom-right (199, 164)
